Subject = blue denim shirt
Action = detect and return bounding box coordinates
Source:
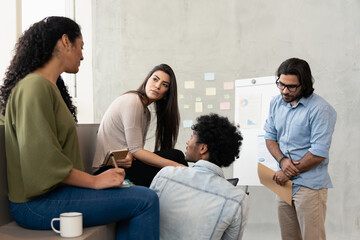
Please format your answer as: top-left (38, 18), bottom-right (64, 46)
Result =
top-left (150, 160), bottom-right (249, 240)
top-left (264, 93), bottom-right (337, 194)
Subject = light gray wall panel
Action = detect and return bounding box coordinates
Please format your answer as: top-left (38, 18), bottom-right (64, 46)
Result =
top-left (92, 1), bottom-right (360, 238)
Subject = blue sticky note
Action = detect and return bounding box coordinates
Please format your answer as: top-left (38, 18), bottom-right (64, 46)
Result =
top-left (183, 120), bottom-right (193, 128)
top-left (204, 72), bottom-right (215, 81)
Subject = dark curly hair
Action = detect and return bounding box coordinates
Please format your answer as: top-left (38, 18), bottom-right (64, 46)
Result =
top-left (0, 16), bottom-right (81, 121)
top-left (127, 63), bottom-right (180, 151)
top-left (276, 58), bottom-right (314, 98)
top-left (192, 113), bottom-right (243, 167)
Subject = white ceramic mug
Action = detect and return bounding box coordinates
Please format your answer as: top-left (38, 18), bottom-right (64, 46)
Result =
top-left (51, 212), bottom-right (83, 238)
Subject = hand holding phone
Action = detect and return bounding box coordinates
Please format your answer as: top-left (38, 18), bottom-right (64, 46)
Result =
top-left (103, 149), bottom-right (129, 168)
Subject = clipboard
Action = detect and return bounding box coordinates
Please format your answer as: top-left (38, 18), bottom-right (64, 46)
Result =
top-left (257, 162), bottom-right (293, 205)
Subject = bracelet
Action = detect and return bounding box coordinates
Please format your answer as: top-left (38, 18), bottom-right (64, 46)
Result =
top-left (278, 156), bottom-right (286, 168)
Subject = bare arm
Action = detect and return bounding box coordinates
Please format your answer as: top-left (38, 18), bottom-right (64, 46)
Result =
top-left (115, 153), bottom-right (134, 168)
top-left (62, 168), bottom-right (125, 190)
top-left (132, 149), bottom-right (185, 168)
top-left (296, 152), bottom-right (325, 172)
top-left (265, 139), bottom-right (300, 177)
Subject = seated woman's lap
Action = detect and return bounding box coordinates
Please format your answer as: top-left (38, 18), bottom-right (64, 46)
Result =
top-left (125, 149), bottom-right (188, 187)
top-left (10, 185), bottom-right (159, 230)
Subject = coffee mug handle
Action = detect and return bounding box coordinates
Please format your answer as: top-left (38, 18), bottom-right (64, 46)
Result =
top-left (51, 218), bottom-right (60, 234)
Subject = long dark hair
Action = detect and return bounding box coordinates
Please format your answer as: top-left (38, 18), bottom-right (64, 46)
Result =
top-left (128, 64), bottom-right (180, 151)
top-left (0, 16), bottom-right (81, 121)
top-left (276, 58), bottom-right (314, 98)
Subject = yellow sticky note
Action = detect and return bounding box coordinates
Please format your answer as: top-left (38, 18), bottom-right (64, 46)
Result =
top-left (207, 104), bottom-right (213, 109)
top-left (195, 102), bottom-right (203, 112)
top-left (185, 81), bottom-right (195, 89)
top-left (224, 94), bottom-right (230, 99)
top-left (178, 94), bottom-right (184, 99)
top-left (184, 104), bottom-right (190, 109)
top-left (206, 88), bottom-right (216, 96)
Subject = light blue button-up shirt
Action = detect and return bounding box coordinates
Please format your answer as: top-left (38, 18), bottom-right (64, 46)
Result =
top-left (264, 93), bottom-right (337, 194)
top-left (150, 160), bottom-right (249, 240)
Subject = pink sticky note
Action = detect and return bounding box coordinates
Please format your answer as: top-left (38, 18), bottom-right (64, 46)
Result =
top-left (220, 102), bottom-right (230, 110)
top-left (223, 82), bottom-right (234, 90)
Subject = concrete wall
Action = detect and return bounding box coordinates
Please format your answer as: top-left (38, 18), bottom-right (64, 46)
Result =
top-left (0, 1), bottom-right (18, 83)
top-left (92, 0), bottom-right (360, 239)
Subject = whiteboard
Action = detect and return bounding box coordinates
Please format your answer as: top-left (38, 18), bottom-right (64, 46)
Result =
top-left (233, 76), bottom-right (279, 185)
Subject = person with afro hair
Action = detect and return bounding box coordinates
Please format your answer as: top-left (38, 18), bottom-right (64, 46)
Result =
top-left (150, 113), bottom-right (249, 240)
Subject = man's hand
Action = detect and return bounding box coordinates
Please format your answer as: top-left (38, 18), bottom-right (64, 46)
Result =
top-left (116, 153), bottom-right (134, 168)
top-left (280, 158), bottom-right (300, 178)
top-left (273, 170), bottom-right (290, 186)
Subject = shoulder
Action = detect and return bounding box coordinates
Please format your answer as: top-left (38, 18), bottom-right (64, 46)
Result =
top-left (306, 94), bottom-right (336, 115)
top-left (20, 73), bottom-right (53, 89)
top-left (122, 92), bottom-right (141, 101)
top-left (271, 94), bottom-right (283, 103)
top-left (113, 93), bottom-right (143, 107)
top-left (267, 94), bottom-right (283, 114)
top-left (269, 94), bottom-right (283, 107)
top-left (158, 165), bottom-right (187, 176)
top-left (155, 166), bottom-right (193, 183)
top-left (12, 74), bottom-right (58, 101)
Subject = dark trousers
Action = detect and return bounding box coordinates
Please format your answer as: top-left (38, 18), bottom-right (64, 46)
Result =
top-left (94, 149), bottom-right (188, 187)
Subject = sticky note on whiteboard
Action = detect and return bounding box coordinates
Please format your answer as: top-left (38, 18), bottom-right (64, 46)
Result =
top-left (204, 72), bottom-right (215, 81)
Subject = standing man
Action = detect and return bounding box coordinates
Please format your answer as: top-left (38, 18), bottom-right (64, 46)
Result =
top-left (264, 58), bottom-right (337, 240)
top-left (150, 113), bottom-right (248, 240)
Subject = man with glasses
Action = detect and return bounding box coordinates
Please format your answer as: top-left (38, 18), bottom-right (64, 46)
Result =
top-left (150, 113), bottom-right (249, 240)
top-left (264, 58), bottom-right (337, 240)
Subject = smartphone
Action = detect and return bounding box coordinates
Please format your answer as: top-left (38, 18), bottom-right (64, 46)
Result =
top-left (103, 149), bottom-right (129, 167)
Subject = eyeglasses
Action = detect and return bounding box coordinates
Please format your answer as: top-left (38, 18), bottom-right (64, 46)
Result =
top-left (276, 79), bottom-right (301, 92)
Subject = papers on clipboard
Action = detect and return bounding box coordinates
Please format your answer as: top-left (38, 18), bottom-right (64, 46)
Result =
top-left (257, 162), bottom-right (293, 205)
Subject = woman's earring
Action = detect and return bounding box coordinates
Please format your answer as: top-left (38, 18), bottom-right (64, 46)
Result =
top-left (163, 96), bottom-right (167, 100)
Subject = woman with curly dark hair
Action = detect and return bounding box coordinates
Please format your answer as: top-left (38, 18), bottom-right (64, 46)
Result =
top-left (0, 16), bottom-right (159, 239)
top-left (92, 64), bottom-right (188, 187)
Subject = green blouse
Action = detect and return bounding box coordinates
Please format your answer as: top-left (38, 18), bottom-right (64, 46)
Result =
top-left (4, 73), bottom-right (84, 203)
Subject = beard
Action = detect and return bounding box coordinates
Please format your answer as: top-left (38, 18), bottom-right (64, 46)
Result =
top-left (282, 92), bottom-right (302, 103)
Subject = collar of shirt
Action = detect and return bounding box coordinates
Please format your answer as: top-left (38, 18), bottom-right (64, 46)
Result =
top-left (280, 94), bottom-right (313, 109)
top-left (192, 160), bottom-right (225, 178)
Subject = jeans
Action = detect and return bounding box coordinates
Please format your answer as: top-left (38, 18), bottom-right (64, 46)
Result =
top-left (10, 185), bottom-right (159, 240)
